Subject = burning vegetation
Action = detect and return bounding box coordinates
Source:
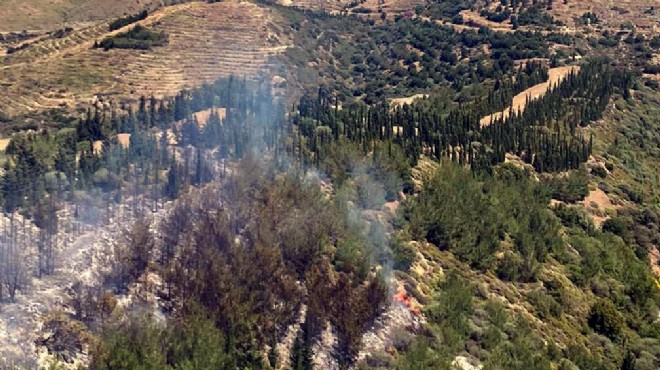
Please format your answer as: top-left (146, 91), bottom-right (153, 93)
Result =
top-left (393, 284), bottom-right (421, 316)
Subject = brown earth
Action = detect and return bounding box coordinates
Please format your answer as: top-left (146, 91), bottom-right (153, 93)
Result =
top-left (191, 107), bottom-right (227, 127)
top-left (0, 1), bottom-right (290, 118)
top-left (581, 187), bottom-right (618, 226)
top-left (480, 65), bottom-right (579, 127)
top-left (116, 133), bottom-right (131, 149)
top-left (390, 94), bottom-right (428, 107)
top-left (0, 138), bottom-right (10, 152)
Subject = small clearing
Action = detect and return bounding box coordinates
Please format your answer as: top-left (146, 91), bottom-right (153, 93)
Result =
top-left (0, 138), bottom-right (11, 152)
top-left (480, 65), bottom-right (579, 127)
top-left (390, 94), bottom-right (428, 107)
top-left (649, 246), bottom-right (660, 284)
top-left (116, 133), bottom-right (131, 149)
top-left (92, 140), bottom-right (103, 155)
top-left (192, 108), bottom-right (227, 127)
top-left (581, 187), bottom-right (618, 226)
top-left (459, 10), bottom-right (514, 33)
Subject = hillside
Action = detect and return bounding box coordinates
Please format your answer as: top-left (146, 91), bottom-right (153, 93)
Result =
top-left (0, 1), bottom-right (660, 370)
top-left (548, 0), bottom-right (659, 34)
top-left (0, 0), bottom-right (289, 118)
top-left (0, 0), bottom-right (164, 32)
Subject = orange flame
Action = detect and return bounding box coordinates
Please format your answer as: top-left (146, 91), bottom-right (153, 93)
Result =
top-left (393, 286), bottom-right (420, 315)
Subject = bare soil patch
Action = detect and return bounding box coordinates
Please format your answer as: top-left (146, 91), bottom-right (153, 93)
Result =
top-left (116, 133), bottom-right (131, 149)
top-left (648, 247), bottom-right (660, 292)
top-left (192, 108), bottom-right (227, 127)
top-left (581, 187), bottom-right (618, 226)
top-left (0, 138), bottom-right (11, 152)
top-left (547, 0), bottom-right (659, 35)
top-left (390, 94), bottom-right (428, 107)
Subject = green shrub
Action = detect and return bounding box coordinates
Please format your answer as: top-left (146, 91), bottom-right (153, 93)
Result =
top-left (391, 235), bottom-right (416, 271)
top-left (545, 169), bottom-right (590, 203)
top-left (96, 25), bottom-right (168, 51)
top-left (109, 10), bottom-right (148, 31)
top-left (587, 300), bottom-right (624, 340)
top-left (553, 203), bottom-right (594, 231)
top-left (527, 291), bottom-right (563, 319)
top-left (426, 271), bottom-right (474, 335)
top-left (601, 216), bottom-right (632, 240)
top-left (591, 165), bottom-right (607, 178)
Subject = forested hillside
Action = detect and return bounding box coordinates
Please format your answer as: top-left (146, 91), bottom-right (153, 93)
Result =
top-left (0, 0), bottom-right (659, 369)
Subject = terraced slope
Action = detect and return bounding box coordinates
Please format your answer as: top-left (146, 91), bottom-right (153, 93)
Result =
top-left (275, 0), bottom-right (349, 12)
top-left (0, 0), bottom-right (289, 117)
top-left (0, 0), bottom-right (163, 32)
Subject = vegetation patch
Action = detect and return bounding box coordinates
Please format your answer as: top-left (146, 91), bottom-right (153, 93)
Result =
top-left (95, 25), bottom-right (168, 51)
top-left (108, 10), bottom-right (149, 31)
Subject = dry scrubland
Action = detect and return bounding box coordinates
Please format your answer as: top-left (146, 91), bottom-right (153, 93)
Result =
top-left (273, 0), bottom-right (423, 15)
top-left (0, 0), bottom-right (289, 117)
top-left (0, 0), bottom-right (163, 32)
top-left (548, 0), bottom-right (659, 34)
top-left (274, 0), bottom-right (349, 13)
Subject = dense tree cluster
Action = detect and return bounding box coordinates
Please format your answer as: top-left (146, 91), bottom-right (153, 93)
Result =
top-left (95, 25), bottom-right (168, 51)
top-left (290, 60), bottom-right (629, 174)
top-left (407, 163), bottom-right (562, 280)
top-left (283, 7), bottom-right (562, 102)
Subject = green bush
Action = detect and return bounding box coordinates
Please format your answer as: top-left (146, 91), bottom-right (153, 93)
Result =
top-left (601, 216), bottom-right (632, 240)
top-left (553, 203), bottom-right (594, 231)
top-left (587, 300), bottom-right (624, 340)
top-left (527, 291), bottom-right (563, 319)
top-left (426, 271), bottom-right (474, 336)
top-left (391, 235), bottom-right (416, 271)
top-left (109, 10), bottom-right (148, 31)
top-left (96, 25), bottom-right (168, 51)
top-left (591, 165), bottom-right (607, 178)
top-left (545, 169), bottom-right (590, 203)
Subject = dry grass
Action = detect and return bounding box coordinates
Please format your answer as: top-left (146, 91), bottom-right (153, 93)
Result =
top-left (649, 247), bottom-right (660, 287)
top-left (547, 0), bottom-right (659, 35)
top-left (0, 1), bottom-right (290, 118)
top-left (93, 140), bottom-right (104, 155)
top-left (0, 0), bottom-right (163, 33)
top-left (192, 108), bottom-right (227, 127)
top-left (116, 133), bottom-right (131, 149)
top-left (272, 0), bottom-right (351, 12)
top-left (581, 187), bottom-right (618, 226)
top-left (480, 65), bottom-right (579, 127)
top-left (0, 138), bottom-right (11, 152)
top-left (459, 10), bottom-right (515, 33)
top-left (272, 0), bottom-right (422, 15)
top-left (390, 94), bottom-right (428, 107)
top-left (350, 0), bottom-right (423, 15)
